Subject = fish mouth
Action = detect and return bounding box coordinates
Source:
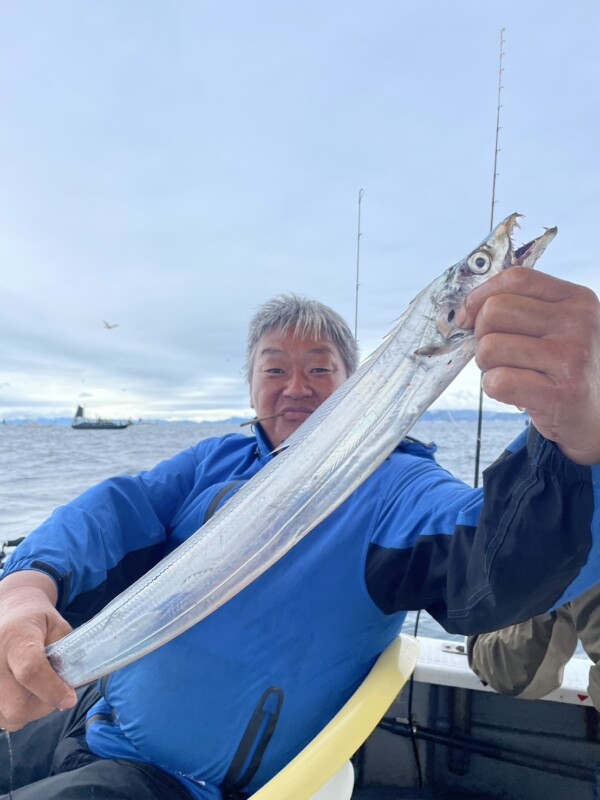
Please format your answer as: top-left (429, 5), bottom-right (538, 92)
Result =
top-left (511, 225), bottom-right (558, 268)
top-left (499, 213), bottom-right (558, 270)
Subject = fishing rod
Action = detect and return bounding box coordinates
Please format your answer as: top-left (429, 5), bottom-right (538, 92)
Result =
top-left (473, 27), bottom-right (506, 488)
top-left (354, 188), bottom-right (364, 341)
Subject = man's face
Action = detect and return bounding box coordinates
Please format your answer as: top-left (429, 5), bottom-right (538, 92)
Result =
top-left (249, 328), bottom-right (349, 448)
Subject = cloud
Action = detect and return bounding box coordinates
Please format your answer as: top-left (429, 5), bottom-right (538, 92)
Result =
top-left (0, 2), bottom-right (597, 420)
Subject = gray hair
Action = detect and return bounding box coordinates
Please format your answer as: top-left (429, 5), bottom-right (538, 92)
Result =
top-left (245, 293), bottom-right (359, 381)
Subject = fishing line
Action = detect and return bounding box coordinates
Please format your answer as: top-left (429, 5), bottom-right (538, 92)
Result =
top-left (439, 408), bottom-right (474, 441)
top-left (371, 609), bottom-right (424, 789)
top-left (406, 609), bottom-right (423, 789)
top-left (474, 28), bottom-right (506, 488)
top-left (1, 541), bottom-right (16, 799)
top-left (3, 729), bottom-right (14, 800)
top-left (373, 610), bottom-right (424, 789)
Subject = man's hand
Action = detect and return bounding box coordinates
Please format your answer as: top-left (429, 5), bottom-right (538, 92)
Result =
top-left (0, 571), bottom-right (76, 731)
top-left (456, 268), bottom-right (600, 465)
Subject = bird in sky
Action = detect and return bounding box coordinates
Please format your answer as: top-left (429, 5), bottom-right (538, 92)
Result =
top-left (103, 320), bottom-right (119, 330)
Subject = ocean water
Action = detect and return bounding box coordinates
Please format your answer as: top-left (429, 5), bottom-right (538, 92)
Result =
top-left (0, 414), bottom-right (528, 645)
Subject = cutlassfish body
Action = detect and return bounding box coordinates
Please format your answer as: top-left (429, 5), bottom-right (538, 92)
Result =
top-left (46, 213), bottom-right (556, 686)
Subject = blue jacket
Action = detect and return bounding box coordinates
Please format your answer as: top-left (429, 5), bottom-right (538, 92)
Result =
top-left (4, 424), bottom-right (600, 799)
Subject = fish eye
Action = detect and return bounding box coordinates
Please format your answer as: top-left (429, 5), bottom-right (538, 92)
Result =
top-left (467, 250), bottom-right (492, 275)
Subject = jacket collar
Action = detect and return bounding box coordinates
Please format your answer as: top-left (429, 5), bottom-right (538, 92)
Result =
top-left (254, 424), bottom-right (275, 461)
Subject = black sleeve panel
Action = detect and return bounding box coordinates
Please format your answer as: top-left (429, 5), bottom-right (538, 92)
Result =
top-left (34, 540), bottom-right (167, 628)
top-left (366, 427), bottom-right (595, 634)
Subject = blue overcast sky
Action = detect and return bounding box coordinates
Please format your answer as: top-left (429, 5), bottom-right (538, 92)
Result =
top-left (1, 1), bottom-right (598, 421)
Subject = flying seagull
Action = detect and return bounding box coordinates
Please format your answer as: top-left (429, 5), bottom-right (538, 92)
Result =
top-left (103, 320), bottom-right (118, 330)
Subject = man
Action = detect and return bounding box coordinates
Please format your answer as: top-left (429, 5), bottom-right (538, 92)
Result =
top-left (1, 272), bottom-right (600, 800)
top-left (468, 584), bottom-right (600, 710)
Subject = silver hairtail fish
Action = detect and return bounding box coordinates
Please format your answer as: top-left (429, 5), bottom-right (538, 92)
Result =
top-left (46, 213), bottom-right (556, 686)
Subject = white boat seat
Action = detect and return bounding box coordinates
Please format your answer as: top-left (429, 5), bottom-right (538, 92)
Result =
top-left (249, 634), bottom-right (420, 800)
top-left (310, 759), bottom-right (355, 800)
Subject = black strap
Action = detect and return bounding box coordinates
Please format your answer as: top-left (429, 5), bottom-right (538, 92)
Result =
top-left (204, 481), bottom-right (243, 525)
top-left (222, 686), bottom-right (284, 794)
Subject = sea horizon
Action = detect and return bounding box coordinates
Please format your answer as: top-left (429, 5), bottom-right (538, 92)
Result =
top-left (1, 408), bottom-right (527, 427)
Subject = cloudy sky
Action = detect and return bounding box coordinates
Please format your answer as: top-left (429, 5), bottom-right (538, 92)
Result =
top-left (1, 1), bottom-right (598, 422)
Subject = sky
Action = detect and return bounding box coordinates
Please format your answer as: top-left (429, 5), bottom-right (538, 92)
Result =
top-left (0, 1), bottom-right (598, 422)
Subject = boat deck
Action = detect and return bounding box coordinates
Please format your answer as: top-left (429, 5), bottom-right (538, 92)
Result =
top-left (348, 637), bottom-right (598, 800)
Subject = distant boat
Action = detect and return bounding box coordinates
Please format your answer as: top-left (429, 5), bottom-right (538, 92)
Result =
top-left (72, 406), bottom-right (131, 430)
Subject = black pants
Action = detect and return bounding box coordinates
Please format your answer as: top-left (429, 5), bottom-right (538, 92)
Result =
top-left (0, 685), bottom-right (192, 800)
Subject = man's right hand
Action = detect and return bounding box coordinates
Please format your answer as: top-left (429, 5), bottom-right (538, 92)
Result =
top-left (0, 571), bottom-right (76, 731)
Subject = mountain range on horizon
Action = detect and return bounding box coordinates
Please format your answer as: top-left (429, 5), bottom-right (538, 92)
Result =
top-left (1, 409), bottom-right (527, 427)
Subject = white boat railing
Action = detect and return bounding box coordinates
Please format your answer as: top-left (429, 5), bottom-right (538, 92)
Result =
top-left (414, 635), bottom-right (594, 707)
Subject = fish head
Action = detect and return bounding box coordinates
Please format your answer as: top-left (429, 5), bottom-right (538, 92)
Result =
top-left (418, 213), bottom-right (557, 355)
